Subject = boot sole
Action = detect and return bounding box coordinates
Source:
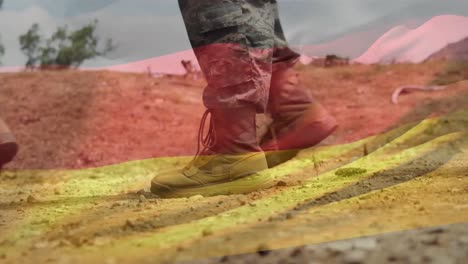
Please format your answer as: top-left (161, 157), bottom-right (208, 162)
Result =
top-left (150, 170), bottom-right (277, 198)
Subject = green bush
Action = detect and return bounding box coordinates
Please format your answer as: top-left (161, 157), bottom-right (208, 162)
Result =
top-left (429, 61), bottom-right (468, 86)
top-left (19, 20), bottom-right (115, 69)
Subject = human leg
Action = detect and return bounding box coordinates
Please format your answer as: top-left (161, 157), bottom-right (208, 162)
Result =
top-left (262, 1), bottom-right (338, 166)
top-left (151, 0), bottom-right (278, 197)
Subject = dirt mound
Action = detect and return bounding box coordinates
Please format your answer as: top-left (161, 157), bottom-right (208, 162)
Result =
top-left (1, 61), bottom-right (468, 170)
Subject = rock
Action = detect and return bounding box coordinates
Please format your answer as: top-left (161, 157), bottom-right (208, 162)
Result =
top-left (189, 195), bottom-right (204, 201)
top-left (26, 195), bottom-right (39, 203)
top-left (276, 181), bottom-right (288, 187)
top-left (419, 234), bottom-right (439, 245)
top-left (69, 236), bottom-right (88, 247)
top-left (352, 237), bottom-right (377, 250)
top-left (289, 247), bottom-right (303, 258)
top-left (343, 250), bottom-right (366, 264)
top-left (32, 241), bottom-right (50, 249)
top-left (58, 239), bottom-right (73, 247)
top-left (110, 202), bottom-right (121, 209)
top-left (422, 252), bottom-right (455, 264)
top-left (326, 240), bottom-right (353, 254)
top-left (219, 256), bottom-right (229, 262)
top-left (426, 227), bottom-right (446, 234)
top-left (124, 219), bottom-right (135, 230)
top-left (139, 195), bottom-right (147, 203)
top-left (257, 244), bottom-right (271, 256)
top-left (202, 229), bottom-right (213, 237)
top-left (457, 236), bottom-right (468, 244)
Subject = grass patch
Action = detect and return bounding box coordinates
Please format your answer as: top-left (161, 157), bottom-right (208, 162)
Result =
top-left (334, 167), bottom-right (368, 177)
top-left (429, 61), bottom-right (468, 86)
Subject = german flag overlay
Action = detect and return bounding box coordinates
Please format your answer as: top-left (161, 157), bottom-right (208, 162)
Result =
top-left (1, 1), bottom-right (468, 263)
top-left (1, 109), bottom-right (467, 263)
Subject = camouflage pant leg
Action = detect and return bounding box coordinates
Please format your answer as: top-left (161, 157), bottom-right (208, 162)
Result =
top-left (178, 0), bottom-right (299, 111)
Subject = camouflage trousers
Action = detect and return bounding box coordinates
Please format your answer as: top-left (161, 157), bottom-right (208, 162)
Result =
top-left (178, 0), bottom-right (300, 112)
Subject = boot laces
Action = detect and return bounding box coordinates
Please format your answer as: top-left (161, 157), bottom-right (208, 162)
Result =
top-left (187, 109), bottom-right (217, 167)
top-left (197, 109), bottom-right (217, 156)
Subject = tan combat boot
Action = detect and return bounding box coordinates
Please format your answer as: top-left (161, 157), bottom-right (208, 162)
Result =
top-left (0, 119), bottom-right (18, 169)
top-left (261, 64), bottom-right (338, 167)
top-left (151, 106), bottom-right (271, 198)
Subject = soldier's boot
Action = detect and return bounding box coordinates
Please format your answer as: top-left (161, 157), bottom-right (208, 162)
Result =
top-left (151, 106), bottom-right (270, 198)
top-left (261, 65), bottom-right (338, 167)
top-left (0, 119), bottom-right (18, 169)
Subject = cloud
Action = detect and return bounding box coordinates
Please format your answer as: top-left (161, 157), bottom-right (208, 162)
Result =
top-left (2, 0), bottom-right (468, 68)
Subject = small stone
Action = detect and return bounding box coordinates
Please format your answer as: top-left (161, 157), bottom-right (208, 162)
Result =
top-left (202, 229), bottom-right (213, 237)
top-left (290, 247), bottom-right (303, 257)
top-left (26, 195), bottom-right (39, 203)
top-left (419, 234), bottom-right (439, 245)
top-left (54, 190), bottom-right (61, 195)
top-left (423, 251), bottom-right (455, 264)
top-left (457, 236), bottom-right (468, 244)
top-left (426, 227), bottom-right (446, 234)
top-left (32, 241), bottom-right (49, 249)
top-left (58, 239), bottom-right (73, 247)
top-left (352, 237), bottom-right (377, 250)
top-left (343, 250), bottom-right (366, 264)
top-left (139, 195), bottom-right (147, 203)
top-left (189, 195), bottom-right (204, 201)
top-left (110, 203), bottom-right (121, 209)
top-left (326, 241), bottom-right (353, 254)
top-left (257, 244), bottom-right (271, 256)
top-left (276, 181), bottom-right (288, 187)
top-left (176, 245), bottom-right (185, 252)
top-left (124, 219), bottom-right (135, 229)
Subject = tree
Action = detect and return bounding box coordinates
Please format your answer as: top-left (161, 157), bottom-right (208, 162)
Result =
top-left (19, 20), bottom-right (115, 69)
top-left (19, 24), bottom-right (41, 68)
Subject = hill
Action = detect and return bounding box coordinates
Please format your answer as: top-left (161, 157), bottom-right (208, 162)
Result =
top-left (355, 15), bottom-right (468, 64)
top-left (427, 36), bottom-right (468, 62)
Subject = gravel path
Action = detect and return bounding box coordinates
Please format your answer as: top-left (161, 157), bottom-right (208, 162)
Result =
top-left (190, 223), bottom-right (468, 264)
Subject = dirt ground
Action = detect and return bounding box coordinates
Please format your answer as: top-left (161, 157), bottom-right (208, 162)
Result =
top-left (0, 61), bottom-right (467, 263)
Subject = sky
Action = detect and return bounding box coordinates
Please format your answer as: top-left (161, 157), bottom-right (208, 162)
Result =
top-left (1, 0), bottom-right (468, 68)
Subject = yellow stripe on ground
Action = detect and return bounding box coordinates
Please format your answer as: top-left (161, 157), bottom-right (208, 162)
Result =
top-left (0, 110), bottom-right (467, 263)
